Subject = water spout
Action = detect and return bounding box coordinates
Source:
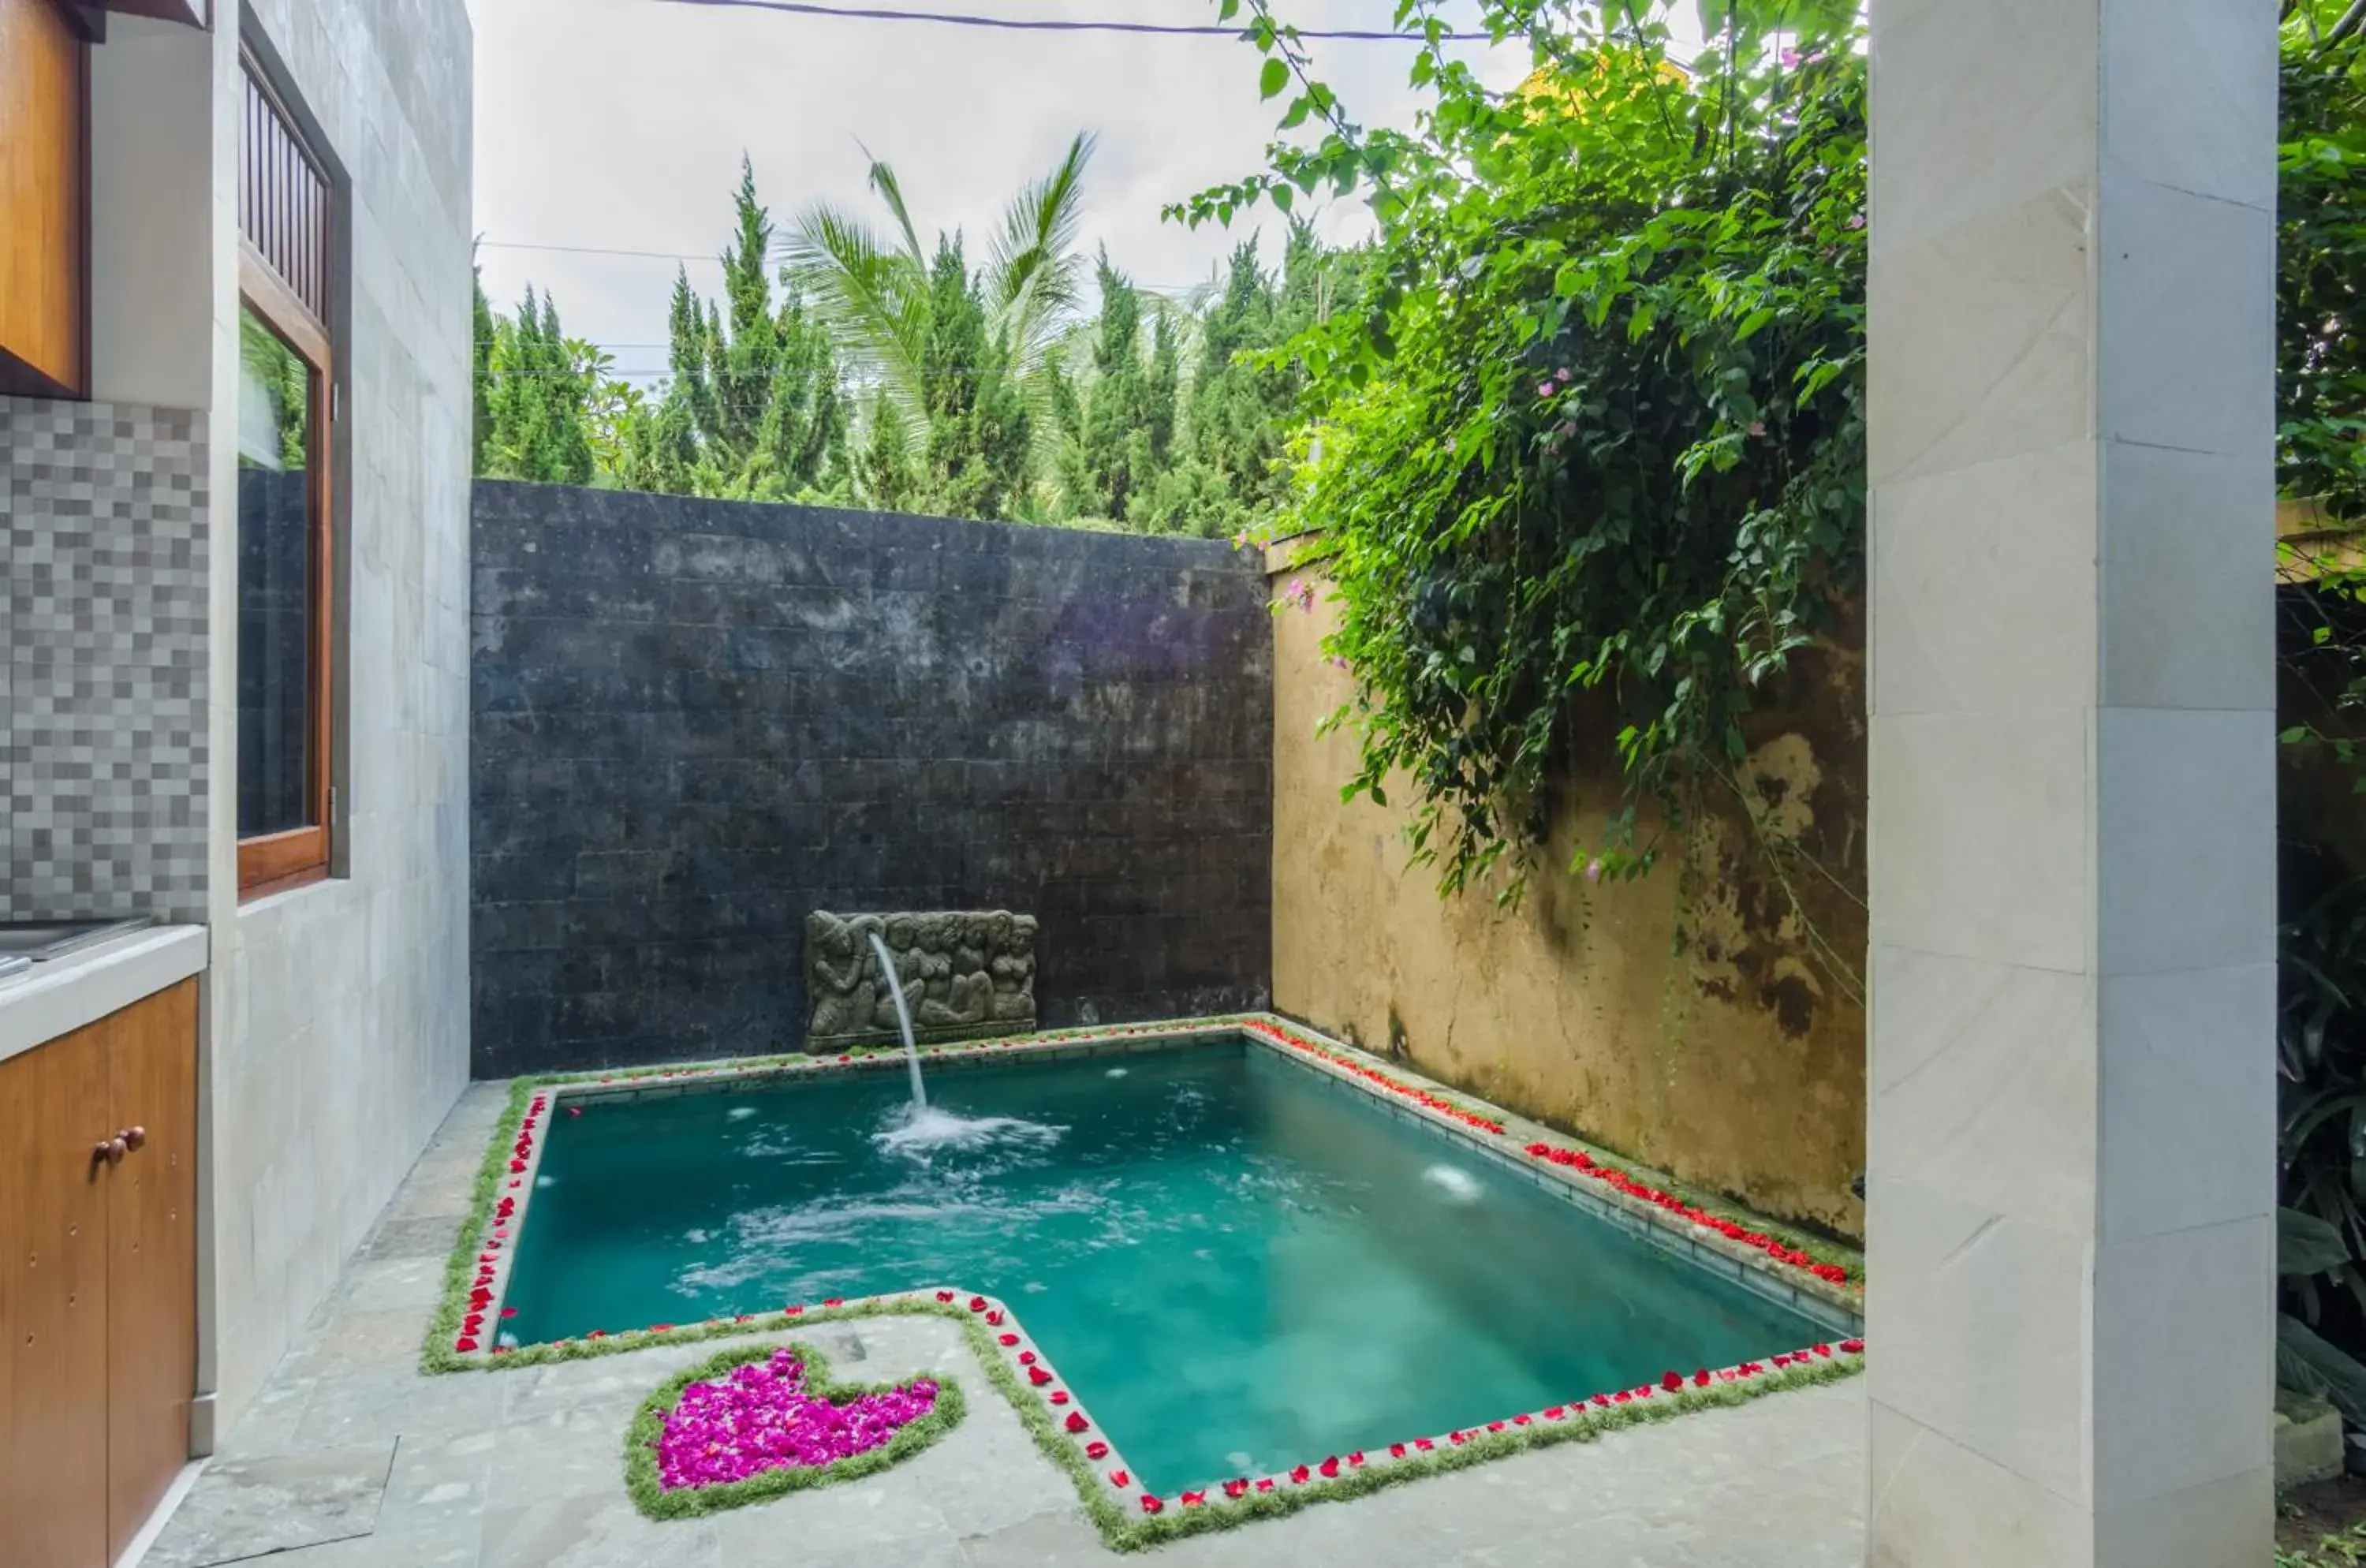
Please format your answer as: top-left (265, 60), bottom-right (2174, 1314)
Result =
top-left (868, 931), bottom-right (927, 1109)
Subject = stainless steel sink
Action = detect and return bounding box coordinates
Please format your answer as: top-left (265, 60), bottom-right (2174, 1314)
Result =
top-left (0, 916), bottom-right (157, 961)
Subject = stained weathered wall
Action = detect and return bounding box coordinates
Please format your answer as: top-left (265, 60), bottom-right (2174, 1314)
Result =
top-left (471, 483), bottom-right (1272, 1077)
top-left (1269, 551), bottom-right (1867, 1235)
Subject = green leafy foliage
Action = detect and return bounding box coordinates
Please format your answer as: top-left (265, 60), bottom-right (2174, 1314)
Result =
top-left (614, 158), bottom-right (853, 501)
top-left (1185, 0), bottom-right (1866, 901)
top-left (476, 281), bottom-right (599, 486)
top-left (2282, 6), bottom-right (2366, 519)
top-left (2278, 14), bottom-right (2366, 797)
top-left (1051, 252), bottom-right (1178, 524)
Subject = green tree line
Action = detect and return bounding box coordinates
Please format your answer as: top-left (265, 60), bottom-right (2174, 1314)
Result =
top-left (472, 146), bottom-right (1358, 535)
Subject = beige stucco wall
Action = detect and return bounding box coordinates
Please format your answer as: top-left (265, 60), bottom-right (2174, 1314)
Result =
top-left (1269, 552), bottom-right (1868, 1235)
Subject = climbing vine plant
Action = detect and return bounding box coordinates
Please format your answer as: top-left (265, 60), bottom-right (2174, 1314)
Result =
top-left (1178, 0), bottom-right (1867, 906)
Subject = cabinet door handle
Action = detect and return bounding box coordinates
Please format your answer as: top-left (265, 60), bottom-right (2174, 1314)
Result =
top-left (93, 1137), bottom-right (127, 1167)
top-left (122, 1126), bottom-right (147, 1152)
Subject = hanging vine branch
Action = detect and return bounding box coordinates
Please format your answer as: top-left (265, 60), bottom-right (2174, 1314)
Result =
top-left (1180, 1), bottom-right (1868, 909)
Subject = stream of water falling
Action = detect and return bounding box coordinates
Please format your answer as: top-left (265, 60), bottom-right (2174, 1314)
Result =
top-left (868, 931), bottom-right (928, 1108)
top-left (864, 931), bottom-right (1060, 1159)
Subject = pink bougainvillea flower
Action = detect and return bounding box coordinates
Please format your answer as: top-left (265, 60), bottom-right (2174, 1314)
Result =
top-left (1661, 1370), bottom-right (1685, 1392)
top-left (1256, 1478), bottom-right (1275, 1493)
top-left (1841, 1338), bottom-right (1866, 1354)
top-left (1065, 1412), bottom-right (1089, 1433)
top-left (1536, 381), bottom-right (1555, 399)
top-left (454, 1336), bottom-right (479, 1352)
top-left (1348, 1450), bottom-right (1365, 1466)
top-left (1512, 1414), bottom-right (1531, 1426)
top-left (1017, 1351), bottom-right (1037, 1365)
top-left (1108, 1469), bottom-right (1129, 1487)
top-left (1049, 1392), bottom-right (1070, 1406)
top-left (1613, 1392), bottom-right (1632, 1405)
top-left (1289, 1465), bottom-right (1311, 1484)
top-left (1389, 1443), bottom-right (1407, 1458)
top-left (1543, 1406), bottom-right (1565, 1419)
top-left (935, 1290), bottom-right (955, 1302)
top-left (1694, 1370), bottom-right (1711, 1387)
top-left (998, 1333), bottom-right (1021, 1347)
top-left (1085, 1441), bottom-right (1110, 1460)
top-left (1487, 1421), bottom-right (1506, 1433)
top-left (1223, 1478), bottom-right (1249, 1499)
top-left (499, 1306), bottom-right (518, 1320)
top-left (967, 1297), bottom-right (987, 1312)
top-left (1318, 1456), bottom-right (1341, 1478)
top-left (985, 1310), bottom-right (1004, 1326)
top-left (1028, 1366), bottom-right (1054, 1387)
top-left (649, 1323), bottom-right (674, 1334)
top-left (1413, 1438), bottom-right (1435, 1452)
top-left (822, 1297), bottom-right (844, 1308)
top-left (1140, 1493), bottom-right (1163, 1514)
top-left (1181, 1490), bottom-right (1206, 1507)
top-left (1813, 1343), bottom-right (1834, 1358)
top-left (587, 1329), bottom-right (606, 1339)
top-left (783, 1305), bottom-right (804, 1316)
top-left (1449, 1432), bottom-right (1468, 1446)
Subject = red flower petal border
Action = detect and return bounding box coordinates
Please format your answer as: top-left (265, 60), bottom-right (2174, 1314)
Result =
top-left (423, 1014), bottom-right (1867, 1548)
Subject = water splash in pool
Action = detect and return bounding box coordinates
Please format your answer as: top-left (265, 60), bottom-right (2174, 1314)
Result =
top-left (1421, 1163), bottom-right (1484, 1204)
top-left (864, 931), bottom-right (1059, 1159)
top-left (872, 1102), bottom-right (1063, 1160)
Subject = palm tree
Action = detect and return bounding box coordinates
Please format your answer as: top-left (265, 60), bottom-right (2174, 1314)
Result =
top-left (782, 132), bottom-right (1095, 429)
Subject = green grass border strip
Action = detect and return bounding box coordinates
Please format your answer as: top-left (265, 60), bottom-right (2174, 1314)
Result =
top-left (621, 1336), bottom-right (967, 1520)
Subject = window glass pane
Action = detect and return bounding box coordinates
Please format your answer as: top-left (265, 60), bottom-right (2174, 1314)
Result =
top-left (237, 308), bottom-right (316, 838)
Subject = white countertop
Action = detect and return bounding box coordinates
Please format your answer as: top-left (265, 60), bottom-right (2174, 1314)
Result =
top-left (0, 924), bottom-right (209, 1067)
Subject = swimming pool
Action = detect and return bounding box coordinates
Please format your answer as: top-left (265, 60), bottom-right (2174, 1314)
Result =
top-left (491, 1028), bottom-right (1847, 1497)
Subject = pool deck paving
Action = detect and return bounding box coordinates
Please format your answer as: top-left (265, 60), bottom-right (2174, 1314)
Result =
top-left (140, 1083), bottom-right (1868, 1568)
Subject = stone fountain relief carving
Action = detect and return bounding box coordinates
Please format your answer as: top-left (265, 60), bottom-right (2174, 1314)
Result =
top-left (805, 910), bottom-right (1039, 1047)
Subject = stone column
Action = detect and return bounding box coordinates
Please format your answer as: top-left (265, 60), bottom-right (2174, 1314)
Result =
top-left (1864, 2), bottom-right (2279, 1564)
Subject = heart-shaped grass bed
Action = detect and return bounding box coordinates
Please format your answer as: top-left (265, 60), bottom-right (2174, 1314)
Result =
top-left (625, 1338), bottom-right (965, 1518)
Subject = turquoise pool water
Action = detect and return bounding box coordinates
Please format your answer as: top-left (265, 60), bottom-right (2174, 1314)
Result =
top-left (503, 1037), bottom-right (1824, 1493)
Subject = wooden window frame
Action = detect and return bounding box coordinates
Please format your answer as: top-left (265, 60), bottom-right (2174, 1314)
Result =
top-left (234, 54), bottom-right (335, 900)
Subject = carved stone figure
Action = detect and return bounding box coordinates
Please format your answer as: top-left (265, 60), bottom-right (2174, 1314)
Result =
top-left (805, 909), bottom-right (1037, 1047)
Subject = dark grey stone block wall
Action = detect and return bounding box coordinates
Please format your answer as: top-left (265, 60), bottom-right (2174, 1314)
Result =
top-left (469, 480), bottom-right (1273, 1077)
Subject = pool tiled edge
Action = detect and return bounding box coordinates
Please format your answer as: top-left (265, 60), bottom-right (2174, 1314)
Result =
top-left (422, 1016), bottom-right (1867, 1548)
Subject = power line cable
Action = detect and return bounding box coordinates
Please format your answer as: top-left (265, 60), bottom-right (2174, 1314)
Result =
top-left (480, 240), bottom-right (726, 263)
top-left (651, 0), bottom-right (1491, 41)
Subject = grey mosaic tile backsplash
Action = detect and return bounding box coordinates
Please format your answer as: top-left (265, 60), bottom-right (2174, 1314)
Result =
top-left (2, 397), bottom-right (211, 924)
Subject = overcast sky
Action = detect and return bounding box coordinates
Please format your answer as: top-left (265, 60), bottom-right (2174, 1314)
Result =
top-left (463, 0), bottom-right (1560, 386)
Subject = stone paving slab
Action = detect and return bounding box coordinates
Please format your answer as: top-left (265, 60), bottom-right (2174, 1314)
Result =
top-left (141, 1081), bottom-right (1868, 1567)
top-left (144, 1440), bottom-right (397, 1567)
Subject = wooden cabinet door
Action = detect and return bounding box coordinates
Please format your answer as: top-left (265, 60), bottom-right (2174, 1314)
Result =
top-left (0, 1022), bottom-right (113, 1568)
top-left (106, 980), bottom-right (198, 1561)
top-left (0, 0), bottom-right (88, 397)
